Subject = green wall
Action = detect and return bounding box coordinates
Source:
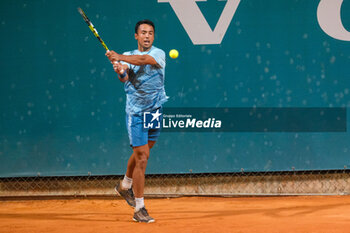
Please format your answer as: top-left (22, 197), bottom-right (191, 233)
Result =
top-left (0, 0), bottom-right (349, 177)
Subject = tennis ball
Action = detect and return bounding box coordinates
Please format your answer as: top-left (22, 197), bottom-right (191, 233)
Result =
top-left (169, 49), bottom-right (179, 59)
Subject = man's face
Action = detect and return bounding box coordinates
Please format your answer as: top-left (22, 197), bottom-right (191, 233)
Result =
top-left (135, 24), bottom-right (154, 51)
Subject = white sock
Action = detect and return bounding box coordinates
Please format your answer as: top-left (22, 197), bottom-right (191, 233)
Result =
top-left (135, 197), bottom-right (145, 212)
top-left (121, 175), bottom-right (132, 189)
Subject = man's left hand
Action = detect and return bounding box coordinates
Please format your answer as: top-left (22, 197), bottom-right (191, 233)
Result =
top-left (113, 62), bottom-right (125, 75)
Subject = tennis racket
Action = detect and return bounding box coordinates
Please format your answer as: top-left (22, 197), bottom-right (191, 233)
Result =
top-left (78, 7), bottom-right (109, 51)
top-left (78, 7), bottom-right (124, 73)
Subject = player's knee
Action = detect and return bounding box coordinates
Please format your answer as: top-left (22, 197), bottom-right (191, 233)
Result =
top-left (136, 158), bottom-right (148, 170)
top-left (136, 157), bottom-right (148, 170)
top-left (134, 150), bottom-right (149, 168)
top-left (134, 149), bottom-right (148, 159)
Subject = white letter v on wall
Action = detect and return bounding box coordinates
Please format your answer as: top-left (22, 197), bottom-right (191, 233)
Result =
top-left (159, 0), bottom-right (241, 45)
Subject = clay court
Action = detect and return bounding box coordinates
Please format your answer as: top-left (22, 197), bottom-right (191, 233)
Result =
top-left (1, 196), bottom-right (350, 233)
top-left (1, 1), bottom-right (350, 232)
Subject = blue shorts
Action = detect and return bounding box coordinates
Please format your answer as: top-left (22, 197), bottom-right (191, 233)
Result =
top-left (125, 108), bottom-right (163, 147)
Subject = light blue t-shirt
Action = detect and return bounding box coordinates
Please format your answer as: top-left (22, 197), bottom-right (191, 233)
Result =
top-left (121, 46), bottom-right (168, 116)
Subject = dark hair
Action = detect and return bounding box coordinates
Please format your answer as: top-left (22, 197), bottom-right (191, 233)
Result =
top-left (135, 19), bottom-right (155, 34)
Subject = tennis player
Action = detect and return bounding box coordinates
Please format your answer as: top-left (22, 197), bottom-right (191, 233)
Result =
top-left (106, 19), bottom-right (167, 223)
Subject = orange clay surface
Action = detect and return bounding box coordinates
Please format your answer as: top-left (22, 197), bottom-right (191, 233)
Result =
top-left (1, 196), bottom-right (350, 233)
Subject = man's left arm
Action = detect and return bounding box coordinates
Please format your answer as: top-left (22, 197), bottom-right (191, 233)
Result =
top-left (106, 50), bottom-right (164, 67)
